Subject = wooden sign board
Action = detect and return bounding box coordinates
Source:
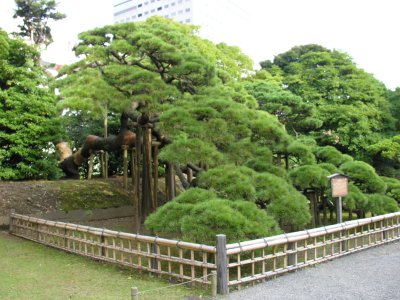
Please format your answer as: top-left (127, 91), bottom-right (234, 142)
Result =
top-left (331, 177), bottom-right (348, 197)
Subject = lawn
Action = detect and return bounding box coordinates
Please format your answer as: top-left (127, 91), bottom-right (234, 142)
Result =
top-left (0, 231), bottom-right (208, 300)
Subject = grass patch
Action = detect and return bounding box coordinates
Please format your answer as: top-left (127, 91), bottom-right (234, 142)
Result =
top-left (0, 232), bottom-right (208, 300)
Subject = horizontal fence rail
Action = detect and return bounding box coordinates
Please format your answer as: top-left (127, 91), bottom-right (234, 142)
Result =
top-left (9, 213), bottom-right (216, 285)
top-left (225, 212), bottom-right (400, 289)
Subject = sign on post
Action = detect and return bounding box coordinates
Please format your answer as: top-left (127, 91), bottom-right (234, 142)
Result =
top-left (327, 173), bottom-right (349, 224)
top-left (330, 176), bottom-right (348, 197)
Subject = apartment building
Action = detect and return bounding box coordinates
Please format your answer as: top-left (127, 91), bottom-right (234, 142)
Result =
top-left (113, 0), bottom-right (249, 43)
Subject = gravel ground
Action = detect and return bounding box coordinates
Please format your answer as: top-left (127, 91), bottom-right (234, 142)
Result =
top-left (226, 241), bottom-right (400, 300)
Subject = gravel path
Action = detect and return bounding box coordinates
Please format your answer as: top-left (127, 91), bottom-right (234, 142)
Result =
top-left (226, 241), bottom-right (400, 300)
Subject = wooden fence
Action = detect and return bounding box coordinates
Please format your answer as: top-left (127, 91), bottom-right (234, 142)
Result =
top-left (223, 212), bottom-right (400, 290)
top-left (8, 211), bottom-right (400, 295)
top-left (9, 212), bottom-right (216, 286)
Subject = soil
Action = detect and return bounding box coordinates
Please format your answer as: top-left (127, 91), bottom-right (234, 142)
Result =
top-left (0, 178), bottom-right (133, 216)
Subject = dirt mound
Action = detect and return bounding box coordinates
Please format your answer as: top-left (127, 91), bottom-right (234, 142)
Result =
top-left (0, 178), bottom-right (133, 216)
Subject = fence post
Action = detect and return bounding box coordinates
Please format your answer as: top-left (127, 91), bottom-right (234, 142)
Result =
top-left (9, 209), bottom-right (15, 234)
top-left (216, 234), bottom-right (228, 295)
top-left (211, 270), bottom-right (217, 297)
top-left (151, 240), bottom-right (158, 271)
top-left (341, 228), bottom-right (347, 252)
top-left (131, 287), bottom-right (139, 300)
top-left (382, 219), bottom-right (387, 240)
top-left (287, 241), bottom-right (295, 267)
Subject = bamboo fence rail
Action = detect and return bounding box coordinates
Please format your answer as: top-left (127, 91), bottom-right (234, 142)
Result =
top-left (8, 211), bottom-right (400, 294)
top-left (225, 212), bottom-right (400, 289)
top-left (9, 213), bottom-right (216, 285)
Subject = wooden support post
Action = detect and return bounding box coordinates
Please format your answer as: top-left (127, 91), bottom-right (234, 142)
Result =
top-left (211, 270), bottom-right (217, 297)
top-left (310, 193), bottom-right (316, 228)
top-left (134, 125), bottom-right (142, 230)
top-left (87, 153), bottom-right (94, 180)
top-left (165, 162), bottom-right (175, 201)
top-left (187, 168), bottom-right (193, 184)
top-left (101, 152), bottom-right (108, 179)
top-left (141, 127), bottom-right (153, 219)
top-left (153, 144), bottom-right (159, 211)
top-left (216, 234), bottom-right (228, 295)
top-left (122, 145), bottom-right (129, 189)
top-left (131, 287), bottom-right (139, 300)
top-left (131, 149), bottom-right (135, 186)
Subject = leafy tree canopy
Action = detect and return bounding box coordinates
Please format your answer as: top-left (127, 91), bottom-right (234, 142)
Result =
top-left (0, 29), bottom-right (62, 179)
top-left (261, 44), bottom-right (394, 158)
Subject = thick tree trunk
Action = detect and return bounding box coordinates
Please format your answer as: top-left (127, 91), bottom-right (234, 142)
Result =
top-left (57, 112), bottom-right (136, 178)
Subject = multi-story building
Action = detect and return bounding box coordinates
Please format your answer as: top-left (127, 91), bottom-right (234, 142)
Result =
top-left (113, 0), bottom-right (249, 44)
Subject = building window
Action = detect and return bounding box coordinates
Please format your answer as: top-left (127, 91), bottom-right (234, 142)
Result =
top-left (185, 18), bottom-right (190, 23)
top-left (164, 4), bottom-right (169, 8)
top-left (145, 11), bottom-right (149, 15)
top-left (172, 12), bottom-right (176, 16)
top-left (157, 6), bottom-right (162, 10)
top-left (171, 2), bottom-right (175, 6)
top-left (178, 10), bottom-right (183, 14)
top-left (144, 1), bottom-right (149, 4)
top-left (151, 0), bottom-right (155, 2)
top-left (138, 13), bottom-right (142, 17)
top-left (151, 8), bottom-right (155, 12)
top-left (185, 8), bottom-right (190, 12)
top-left (138, 3), bottom-right (142, 7)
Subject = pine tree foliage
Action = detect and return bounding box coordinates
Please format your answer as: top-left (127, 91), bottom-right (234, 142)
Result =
top-left (13, 0), bottom-right (66, 47)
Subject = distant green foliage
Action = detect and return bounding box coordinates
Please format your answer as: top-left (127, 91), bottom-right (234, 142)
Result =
top-left (366, 194), bottom-right (399, 215)
top-left (381, 176), bottom-right (400, 204)
top-left (245, 79), bottom-right (322, 134)
top-left (289, 165), bottom-right (330, 191)
top-left (368, 135), bottom-right (400, 163)
top-left (341, 183), bottom-right (368, 212)
top-left (261, 44), bottom-right (394, 158)
top-left (315, 146), bottom-right (352, 166)
top-left (340, 161), bottom-right (386, 194)
top-left (0, 30), bottom-right (62, 179)
top-left (287, 140), bottom-right (316, 166)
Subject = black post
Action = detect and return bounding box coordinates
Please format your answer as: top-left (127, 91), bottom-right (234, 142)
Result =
top-left (216, 234), bottom-right (228, 295)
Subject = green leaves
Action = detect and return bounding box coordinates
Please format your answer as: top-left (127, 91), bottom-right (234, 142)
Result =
top-left (340, 161), bottom-right (386, 194)
top-left (13, 0), bottom-right (66, 47)
top-left (0, 30), bottom-right (62, 179)
top-left (145, 188), bottom-right (281, 243)
top-left (262, 44), bottom-right (394, 157)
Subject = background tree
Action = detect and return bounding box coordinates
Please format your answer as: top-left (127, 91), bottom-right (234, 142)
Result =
top-left (261, 44), bottom-right (394, 160)
top-left (245, 77), bottom-right (322, 136)
top-left (0, 29), bottom-right (62, 179)
top-left (13, 0), bottom-right (66, 48)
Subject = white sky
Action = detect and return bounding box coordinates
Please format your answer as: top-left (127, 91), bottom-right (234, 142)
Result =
top-left (1, 0), bottom-right (399, 89)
